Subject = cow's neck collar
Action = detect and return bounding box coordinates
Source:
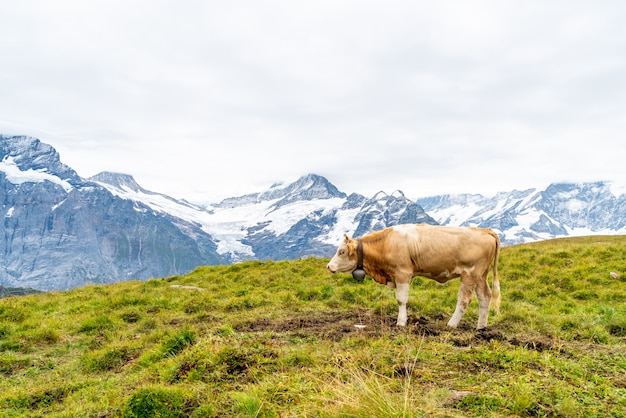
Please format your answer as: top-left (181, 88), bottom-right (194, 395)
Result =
top-left (352, 239), bottom-right (366, 281)
top-left (356, 239), bottom-right (363, 269)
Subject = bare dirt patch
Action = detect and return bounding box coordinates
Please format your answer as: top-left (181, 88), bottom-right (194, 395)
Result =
top-left (238, 310), bottom-right (445, 340)
top-left (236, 309), bottom-right (412, 340)
top-left (236, 309), bottom-right (565, 352)
top-left (235, 311), bottom-right (358, 341)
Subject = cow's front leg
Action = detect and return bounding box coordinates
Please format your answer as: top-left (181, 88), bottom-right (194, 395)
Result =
top-left (395, 282), bottom-right (409, 326)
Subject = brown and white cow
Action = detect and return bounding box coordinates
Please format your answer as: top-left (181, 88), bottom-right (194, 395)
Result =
top-left (327, 224), bottom-right (501, 329)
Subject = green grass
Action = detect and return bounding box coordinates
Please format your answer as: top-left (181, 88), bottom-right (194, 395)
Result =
top-left (1, 235), bottom-right (625, 417)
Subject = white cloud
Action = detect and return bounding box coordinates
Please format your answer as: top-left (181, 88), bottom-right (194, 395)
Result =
top-left (1, 0), bottom-right (625, 202)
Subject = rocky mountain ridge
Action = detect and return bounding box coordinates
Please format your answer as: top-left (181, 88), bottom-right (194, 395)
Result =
top-left (93, 170), bottom-right (437, 262)
top-left (0, 136), bottom-right (435, 290)
top-left (1, 135), bottom-right (624, 291)
top-left (417, 182), bottom-right (626, 244)
top-left (0, 136), bottom-right (223, 290)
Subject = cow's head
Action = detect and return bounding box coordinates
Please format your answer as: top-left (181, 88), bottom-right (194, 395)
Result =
top-left (327, 234), bottom-right (358, 274)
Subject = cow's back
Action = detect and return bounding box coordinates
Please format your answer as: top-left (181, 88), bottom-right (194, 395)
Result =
top-left (392, 224), bottom-right (498, 276)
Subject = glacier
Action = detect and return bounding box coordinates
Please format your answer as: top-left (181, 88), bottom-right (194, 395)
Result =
top-left (92, 170), bottom-right (433, 261)
top-left (0, 155), bottom-right (73, 192)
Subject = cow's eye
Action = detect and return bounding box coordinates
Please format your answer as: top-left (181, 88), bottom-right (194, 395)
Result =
top-left (339, 249), bottom-right (345, 256)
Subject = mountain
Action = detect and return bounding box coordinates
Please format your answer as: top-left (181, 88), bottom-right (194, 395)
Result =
top-left (2, 135), bottom-right (624, 291)
top-left (0, 136), bottom-right (224, 290)
top-left (417, 182), bottom-right (626, 245)
top-left (0, 136), bottom-right (435, 290)
top-left (94, 170), bottom-right (437, 262)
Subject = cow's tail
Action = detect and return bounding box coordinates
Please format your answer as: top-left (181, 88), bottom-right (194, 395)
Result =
top-left (490, 230), bottom-right (501, 313)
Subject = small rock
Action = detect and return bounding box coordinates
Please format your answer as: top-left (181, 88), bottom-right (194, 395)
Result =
top-left (170, 285), bottom-right (205, 291)
top-left (449, 390), bottom-right (473, 403)
top-left (610, 272), bottom-right (621, 280)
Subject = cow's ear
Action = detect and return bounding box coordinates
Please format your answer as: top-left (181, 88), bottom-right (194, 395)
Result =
top-left (343, 234), bottom-right (350, 243)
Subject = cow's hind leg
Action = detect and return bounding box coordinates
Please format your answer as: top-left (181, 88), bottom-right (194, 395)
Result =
top-left (475, 271), bottom-right (492, 329)
top-left (395, 282), bottom-right (409, 326)
top-left (447, 275), bottom-right (476, 328)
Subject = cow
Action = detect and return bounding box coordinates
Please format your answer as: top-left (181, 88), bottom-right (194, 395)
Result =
top-left (326, 224), bottom-right (501, 329)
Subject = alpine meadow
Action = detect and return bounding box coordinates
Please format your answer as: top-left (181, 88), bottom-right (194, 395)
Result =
top-left (1, 236), bottom-right (625, 417)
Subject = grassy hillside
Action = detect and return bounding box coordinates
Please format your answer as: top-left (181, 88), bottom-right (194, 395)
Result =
top-left (1, 235), bottom-right (625, 417)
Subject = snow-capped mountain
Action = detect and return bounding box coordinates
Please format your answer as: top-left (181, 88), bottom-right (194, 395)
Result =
top-left (0, 136), bottom-right (223, 290)
top-left (93, 170), bottom-right (436, 262)
top-left (417, 183), bottom-right (626, 245)
top-left (2, 135), bottom-right (624, 291)
top-left (0, 136), bottom-right (435, 290)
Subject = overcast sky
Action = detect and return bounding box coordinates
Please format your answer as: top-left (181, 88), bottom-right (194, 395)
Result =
top-left (1, 1), bottom-right (625, 203)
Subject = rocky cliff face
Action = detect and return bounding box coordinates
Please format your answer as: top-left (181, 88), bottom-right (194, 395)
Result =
top-left (0, 136), bottom-right (224, 290)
